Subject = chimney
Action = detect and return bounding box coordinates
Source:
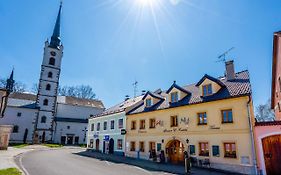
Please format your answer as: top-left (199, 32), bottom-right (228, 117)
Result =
top-left (225, 60), bottom-right (235, 81)
top-left (125, 95), bottom-right (130, 101)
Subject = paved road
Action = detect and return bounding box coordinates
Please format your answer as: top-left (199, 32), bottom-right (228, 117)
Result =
top-left (19, 147), bottom-right (174, 175)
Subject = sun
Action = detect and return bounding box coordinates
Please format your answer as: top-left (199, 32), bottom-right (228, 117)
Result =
top-left (137, 0), bottom-right (157, 7)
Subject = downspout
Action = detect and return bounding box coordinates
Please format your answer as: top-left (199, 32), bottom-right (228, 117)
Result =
top-left (247, 95), bottom-right (258, 175)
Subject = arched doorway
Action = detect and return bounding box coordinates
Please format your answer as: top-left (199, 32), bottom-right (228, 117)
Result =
top-left (262, 134), bottom-right (281, 175)
top-left (109, 138), bottom-right (114, 154)
top-left (23, 129), bottom-right (28, 144)
top-left (166, 139), bottom-right (185, 164)
top-left (96, 139), bottom-right (100, 151)
top-left (42, 131), bottom-right (45, 143)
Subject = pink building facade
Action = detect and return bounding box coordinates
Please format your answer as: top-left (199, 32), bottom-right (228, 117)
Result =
top-left (254, 122), bottom-right (281, 175)
top-left (254, 31), bottom-right (281, 175)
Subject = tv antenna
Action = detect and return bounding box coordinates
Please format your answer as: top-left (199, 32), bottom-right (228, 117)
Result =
top-left (217, 47), bottom-right (235, 63)
top-left (132, 80), bottom-right (138, 99)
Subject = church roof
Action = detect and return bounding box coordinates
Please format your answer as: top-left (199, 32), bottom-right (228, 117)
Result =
top-left (57, 96), bottom-right (105, 109)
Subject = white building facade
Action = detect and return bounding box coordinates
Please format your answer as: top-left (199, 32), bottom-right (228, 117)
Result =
top-left (0, 93), bottom-right (38, 143)
top-left (87, 96), bottom-right (142, 155)
top-left (53, 96), bottom-right (104, 145)
top-left (0, 93), bottom-right (104, 144)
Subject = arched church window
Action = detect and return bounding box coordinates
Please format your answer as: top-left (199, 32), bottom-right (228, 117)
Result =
top-left (41, 116), bottom-right (47, 123)
top-left (46, 84), bottom-right (51, 91)
top-left (43, 99), bottom-right (48, 106)
top-left (13, 125), bottom-right (19, 133)
top-left (48, 72), bottom-right (53, 78)
top-left (49, 57), bottom-right (55, 66)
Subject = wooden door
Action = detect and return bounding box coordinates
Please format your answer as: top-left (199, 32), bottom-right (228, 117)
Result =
top-left (262, 135), bottom-right (281, 175)
top-left (167, 140), bottom-right (184, 164)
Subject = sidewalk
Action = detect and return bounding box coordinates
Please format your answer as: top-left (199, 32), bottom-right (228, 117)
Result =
top-left (76, 150), bottom-right (231, 175)
top-left (0, 145), bottom-right (44, 170)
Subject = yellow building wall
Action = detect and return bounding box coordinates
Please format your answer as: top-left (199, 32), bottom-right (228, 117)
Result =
top-left (126, 96), bottom-right (255, 174)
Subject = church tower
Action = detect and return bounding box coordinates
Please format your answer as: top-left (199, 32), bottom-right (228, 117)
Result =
top-left (34, 3), bottom-right (63, 143)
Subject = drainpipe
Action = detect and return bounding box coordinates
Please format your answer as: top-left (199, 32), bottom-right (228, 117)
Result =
top-left (247, 95), bottom-right (258, 175)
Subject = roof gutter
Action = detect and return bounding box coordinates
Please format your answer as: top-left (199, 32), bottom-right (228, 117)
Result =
top-left (247, 95), bottom-right (258, 175)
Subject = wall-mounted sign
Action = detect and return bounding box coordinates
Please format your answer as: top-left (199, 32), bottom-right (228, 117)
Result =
top-left (156, 120), bottom-right (164, 126)
top-left (138, 130), bottom-right (147, 134)
top-left (121, 129), bottom-right (126, 135)
top-left (94, 132), bottom-right (99, 138)
top-left (163, 128), bottom-right (188, 133)
top-left (180, 117), bottom-right (189, 125)
top-left (104, 135), bottom-right (110, 141)
top-left (209, 125), bottom-right (220, 129)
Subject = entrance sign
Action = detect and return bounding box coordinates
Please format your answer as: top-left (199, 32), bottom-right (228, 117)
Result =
top-left (104, 135), bottom-right (110, 141)
top-left (121, 129), bottom-right (127, 135)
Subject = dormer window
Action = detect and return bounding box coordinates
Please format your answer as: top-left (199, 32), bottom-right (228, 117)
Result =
top-left (203, 84), bottom-right (212, 96)
top-left (146, 98), bottom-right (152, 107)
top-left (171, 92), bottom-right (178, 103)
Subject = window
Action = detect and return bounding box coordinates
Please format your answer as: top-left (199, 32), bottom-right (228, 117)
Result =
top-left (91, 123), bottom-right (94, 131)
top-left (199, 142), bottom-right (209, 156)
top-left (198, 112), bottom-right (207, 125)
top-left (222, 109), bottom-right (233, 123)
top-left (130, 141), bottom-right (136, 151)
top-left (43, 99), bottom-right (48, 106)
top-left (49, 57), bottom-right (55, 65)
top-left (117, 139), bottom-right (123, 150)
top-left (131, 121), bottom-right (136, 130)
top-left (278, 102), bottom-right (281, 112)
top-left (46, 84), bottom-right (51, 91)
top-left (149, 118), bottom-right (156, 128)
top-left (170, 115), bottom-right (178, 127)
top-left (48, 72), bottom-right (53, 78)
top-left (202, 84), bottom-right (212, 96)
top-left (224, 143), bottom-right (237, 158)
top-left (67, 126), bottom-right (70, 129)
top-left (103, 121), bottom-right (107, 130)
top-left (118, 119), bottom-right (123, 129)
top-left (171, 92), bottom-right (179, 103)
top-left (41, 116), bottom-right (46, 123)
top-left (13, 125), bottom-right (19, 133)
top-left (146, 98), bottom-right (152, 107)
top-left (110, 120), bottom-right (115, 130)
top-left (17, 112), bottom-right (22, 117)
top-left (149, 142), bottom-right (155, 151)
top-left (189, 145), bottom-right (195, 155)
top-left (212, 145), bottom-right (220, 157)
top-left (97, 123), bottom-right (100, 131)
top-left (140, 120), bottom-right (145, 129)
top-left (139, 141), bottom-right (145, 152)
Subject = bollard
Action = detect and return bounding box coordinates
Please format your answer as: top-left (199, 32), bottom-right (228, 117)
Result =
top-left (184, 151), bottom-right (191, 175)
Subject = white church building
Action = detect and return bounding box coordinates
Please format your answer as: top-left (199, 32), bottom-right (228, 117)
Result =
top-left (0, 4), bottom-right (104, 145)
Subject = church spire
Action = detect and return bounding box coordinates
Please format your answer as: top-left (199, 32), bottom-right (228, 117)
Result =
top-left (50, 2), bottom-right (62, 49)
top-left (6, 69), bottom-right (14, 93)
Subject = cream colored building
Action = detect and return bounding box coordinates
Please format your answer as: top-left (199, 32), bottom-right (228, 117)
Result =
top-left (125, 61), bottom-right (257, 174)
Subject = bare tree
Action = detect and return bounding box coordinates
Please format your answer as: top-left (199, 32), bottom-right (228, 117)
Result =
top-left (58, 85), bottom-right (96, 99)
top-left (0, 78), bottom-right (26, 93)
top-left (255, 99), bottom-right (275, 121)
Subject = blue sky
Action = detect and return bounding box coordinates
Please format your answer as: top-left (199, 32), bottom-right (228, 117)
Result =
top-left (0, 0), bottom-right (280, 108)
